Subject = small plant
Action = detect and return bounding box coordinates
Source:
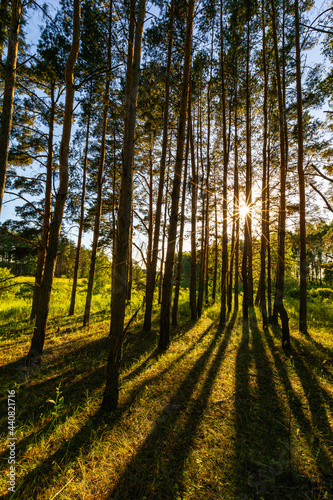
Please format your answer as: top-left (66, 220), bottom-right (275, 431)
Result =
top-left (47, 385), bottom-right (65, 419)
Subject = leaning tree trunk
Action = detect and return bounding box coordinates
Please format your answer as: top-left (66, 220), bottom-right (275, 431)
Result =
top-left (101, 0), bottom-right (146, 412)
top-left (31, 85), bottom-right (55, 321)
top-left (143, 0), bottom-right (175, 332)
top-left (27, 0), bottom-right (81, 363)
top-left (0, 0), bottom-right (21, 212)
top-left (295, 0), bottom-right (307, 334)
top-left (159, 0), bottom-right (195, 352)
top-left (270, 0), bottom-right (291, 349)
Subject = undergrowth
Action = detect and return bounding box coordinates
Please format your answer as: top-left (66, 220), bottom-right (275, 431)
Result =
top-left (0, 281), bottom-right (332, 499)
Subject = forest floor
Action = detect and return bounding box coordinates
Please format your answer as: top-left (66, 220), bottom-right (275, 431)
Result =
top-left (0, 294), bottom-right (333, 499)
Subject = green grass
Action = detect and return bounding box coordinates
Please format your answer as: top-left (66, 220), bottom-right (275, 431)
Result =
top-left (0, 281), bottom-right (333, 499)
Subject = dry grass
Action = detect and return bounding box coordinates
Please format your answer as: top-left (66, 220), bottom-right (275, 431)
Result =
top-left (0, 298), bottom-right (333, 499)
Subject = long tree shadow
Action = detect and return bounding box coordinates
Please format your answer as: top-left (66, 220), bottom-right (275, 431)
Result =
top-left (106, 314), bottom-right (236, 499)
top-left (0, 321), bottom-right (216, 499)
top-left (234, 315), bottom-right (251, 498)
top-left (264, 326), bottom-right (333, 497)
top-left (236, 311), bottom-right (292, 499)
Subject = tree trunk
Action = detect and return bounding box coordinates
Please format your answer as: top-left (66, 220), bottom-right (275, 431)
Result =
top-left (159, 0), bottom-right (195, 352)
top-left (0, 0), bottom-right (22, 212)
top-left (234, 94), bottom-right (239, 311)
top-left (258, 0), bottom-right (268, 328)
top-left (189, 98), bottom-right (197, 319)
top-left (197, 94), bottom-right (205, 318)
top-left (270, 0), bottom-right (291, 349)
top-left (220, 0), bottom-right (229, 327)
top-left (31, 85), bottom-right (55, 321)
top-left (126, 204), bottom-right (133, 303)
top-left (242, 14), bottom-right (252, 320)
top-left (27, 0), bottom-right (81, 363)
top-left (267, 136), bottom-right (272, 322)
top-left (69, 103), bottom-right (91, 316)
top-left (143, 0), bottom-right (175, 332)
top-left (172, 123), bottom-right (189, 326)
top-left (102, 0), bottom-right (146, 412)
top-left (295, 0), bottom-right (307, 334)
top-left (83, 5), bottom-right (112, 327)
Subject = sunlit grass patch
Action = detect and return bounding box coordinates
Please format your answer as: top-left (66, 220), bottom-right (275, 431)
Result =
top-left (1, 287), bottom-right (333, 499)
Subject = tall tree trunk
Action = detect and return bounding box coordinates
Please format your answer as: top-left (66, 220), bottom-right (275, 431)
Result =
top-left (234, 93), bottom-right (239, 311)
top-left (220, 0), bottom-right (229, 327)
top-left (267, 135), bottom-right (272, 322)
top-left (159, 0), bottom-right (195, 352)
top-left (158, 148), bottom-right (171, 305)
top-left (242, 14), bottom-right (252, 320)
top-left (197, 96), bottom-right (205, 318)
top-left (270, 0), bottom-right (291, 349)
top-left (205, 39), bottom-right (213, 307)
top-left (189, 98), bottom-right (197, 319)
top-left (0, 0), bottom-right (21, 212)
top-left (172, 124), bottom-right (189, 326)
top-left (295, 0), bottom-right (307, 334)
top-left (27, 0), bottom-right (81, 362)
top-left (258, 0), bottom-right (268, 328)
top-left (83, 5), bottom-right (112, 327)
top-left (211, 172), bottom-right (218, 305)
top-left (30, 85), bottom-right (55, 321)
top-left (69, 102), bottom-right (91, 316)
top-left (143, 0), bottom-right (175, 332)
top-left (126, 204), bottom-right (133, 303)
top-left (102, 0), bottom-right (146, 412)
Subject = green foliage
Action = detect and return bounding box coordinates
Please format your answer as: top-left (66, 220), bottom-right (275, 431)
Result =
top-left (0, 267), bottom-right (15, 299)
top-left (308, 287), bottom-right (333, 301)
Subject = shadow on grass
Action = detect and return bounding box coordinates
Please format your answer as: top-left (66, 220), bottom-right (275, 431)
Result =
top-left (0, 320), bottom-right (216, 499)
top-left (106, 312), bottom-right (236, 499)
top-left (264, 325), bottom-right (333, 498)
top-left (235, 310), bottom-right (294, 499)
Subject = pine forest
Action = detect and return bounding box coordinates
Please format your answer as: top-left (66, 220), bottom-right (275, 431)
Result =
top-left (1, 0), bottom-right (333, 498)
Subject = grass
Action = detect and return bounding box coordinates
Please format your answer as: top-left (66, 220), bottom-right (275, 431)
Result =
top-left (0, 281), bottom-right (333, 499)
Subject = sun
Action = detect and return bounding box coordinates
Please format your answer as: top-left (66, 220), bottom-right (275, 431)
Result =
top-left (239, 204), bottom-right (250, 218)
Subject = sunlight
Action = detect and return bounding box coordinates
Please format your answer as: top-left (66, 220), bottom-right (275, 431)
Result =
top-left (239, 204), bottom-right (250, 219)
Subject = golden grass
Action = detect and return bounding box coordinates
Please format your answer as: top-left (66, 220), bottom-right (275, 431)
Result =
top-left (0, 297), bottom-right (333, 499)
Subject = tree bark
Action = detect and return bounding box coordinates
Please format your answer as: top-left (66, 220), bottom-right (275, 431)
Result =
top-left (189, 98), bottom-right (197, 319)
top-left (143, 0), bottom-right (175, 332)
top-left (234, 93), bottom-right (239, 311)
top-left (270, 0), bottom-right (291, 349)
top-left (83, 3), bottom-right (112, 327)
top-left (295, 0), bottom-right (307, 334)
top-left (258, 0), bottom-right (268, 328)
top-left (220, 0), bottom-right (229, 327)
top-left (0, 0), bottom-right (22, 212)
top-left (172, 123), bottom-right (189, 326)
top-left (159, 0), bottom-right (195, 352)
top-left (68, 102), bottom-right (91, 316)
top-left (102, 0), bottom-right (146, 412)
top-left (27, 0), bottom-right (81, 362)
top-left (31, 85), bottom-right (55, 321)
